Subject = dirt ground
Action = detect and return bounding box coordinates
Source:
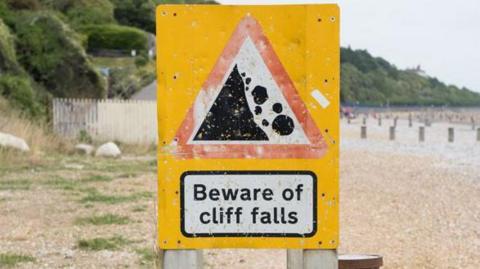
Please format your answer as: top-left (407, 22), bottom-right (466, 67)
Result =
top-left (1, 118), bottom-right (479, 268)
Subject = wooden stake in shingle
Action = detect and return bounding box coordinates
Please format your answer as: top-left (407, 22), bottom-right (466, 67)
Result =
top-left (419, 126), bottom-right (425, 142)
top-left (448, 127), bottom-right (454, 143)
top-left (389, 126), bottom-right (395, 141)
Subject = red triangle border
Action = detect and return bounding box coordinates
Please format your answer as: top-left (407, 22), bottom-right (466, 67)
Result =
top-left (173, 16), bottom-right (328, 159)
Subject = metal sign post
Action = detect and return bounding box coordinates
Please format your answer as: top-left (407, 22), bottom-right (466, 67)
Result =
top-left (156, 4), bottom-right (340, 268)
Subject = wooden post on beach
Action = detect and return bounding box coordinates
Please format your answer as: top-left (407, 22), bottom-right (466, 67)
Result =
top-left (471, 117), bottom-right (476, 131)
top-left (408, 114), bottom-right (412, 127)
top-left (477, 128), bottom-right (480, 142)
top-left (361, 126), bottom-right (367, 139)
top-left (378, 117), bottom-right (382, 126)
top-left (362, 117), bottom-right (367, 125)
top-left (393, 117), bottom-right (398, 127)
top-left (448, 127), bottom-right (454, 143)
top-left (389, 126), bottom-right (395, 141)
top-left (419, 126), bottom-right (425, 142)
top-left (347, 117), bottom-right (351, 124)
top-left (288, 249), bottom-right (338, 269)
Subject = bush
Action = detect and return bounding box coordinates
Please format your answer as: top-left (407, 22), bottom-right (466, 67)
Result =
top-left (7, 0), bottom-right (41, 10)
top-left (40, 0), bottom-right (114, 27)
top-left (0, 75), bottom-right (41, 117)
top-left (111, 0), bottom-right (156, 33)
top-left (134, 54), bottom-right (149, 67)
top-left (0, 19), bottom-right (21, 74)
top-left (108, 67), bottom-right (141, 98)
top-left (65, 0), bottom-right (115, 27)
top-left (13, 12), bottom-right (106, 99)
top-left (80, 24), bottom-right (148, 51)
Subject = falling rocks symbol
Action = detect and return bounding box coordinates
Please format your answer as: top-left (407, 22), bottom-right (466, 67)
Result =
top-left (193, 65), bottom-right (268, 141)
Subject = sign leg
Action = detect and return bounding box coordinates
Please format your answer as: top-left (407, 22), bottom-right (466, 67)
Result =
top-left (287, 249), bottom-right (338, 269)
top-left (160, 250), bottom-right (203, 269)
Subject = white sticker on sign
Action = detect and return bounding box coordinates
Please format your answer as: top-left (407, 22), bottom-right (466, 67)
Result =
top-left (181, 171), bottom-right (317, 237)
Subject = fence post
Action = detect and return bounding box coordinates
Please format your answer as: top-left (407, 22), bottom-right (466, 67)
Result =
top-left (287, 249), bottom-right (338, 269)
top-left (378, 117), bottom-right (382, 126)
top-left (408, 114), bottom-right (412, 127)
top-left (419, 126), bottom-right (425, 142)
top-left (448, 127), bottom-right (454, 143)
top-left (361, 126), bottom-right (367, 139)
top-left (393, 117), bottom-right (398, 127)
top-left (362, 117), bottom-right (366, 125)
top-left (389, 126), bottom-right (395, 141)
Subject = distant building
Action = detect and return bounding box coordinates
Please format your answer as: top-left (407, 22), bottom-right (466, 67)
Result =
top-left (407, 65), bottom-right (429, 78)
top-left (132, 80), bottom-right (156, 100)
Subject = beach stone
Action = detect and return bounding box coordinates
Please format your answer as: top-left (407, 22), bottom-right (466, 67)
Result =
top-left (95, 142), bottom-right (121, 158)
top-left (74, 144), bottom-right (94, 155)
top-left (0, 132), bottom-right (30, 152)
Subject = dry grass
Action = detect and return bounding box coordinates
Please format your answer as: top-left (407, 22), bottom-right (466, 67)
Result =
top-left (0, 97), bottom-right (70, 167)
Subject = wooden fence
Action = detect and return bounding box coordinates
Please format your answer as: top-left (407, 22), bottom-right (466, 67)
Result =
top-left (53, 98), bottom-right (157, 144)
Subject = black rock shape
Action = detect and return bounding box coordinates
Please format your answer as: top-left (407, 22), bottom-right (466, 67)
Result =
top-left (193, 65), bottom-right (268, 141)
top-left (252, 86), bottom-right (268, 105)
top-left (272, 103), bottom-right (283, 113)
top-left (262, 119), bottom-right (269, 126)
top-left (272, 115), bottom-right (295, 136)
top-left (255, 106), bottom-right (262, 115)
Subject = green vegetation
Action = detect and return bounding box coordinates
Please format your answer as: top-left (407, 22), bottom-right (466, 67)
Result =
top-left (77, 236), bottom-right (130, 251)
top-left (0, 19), bottom-right (20, 73)
top-left (80, 24), bottom-right (148, 51)
top-left (0, 179), bottom-right (32, 190)
top-left (135, 247), bottom-right (156, 265)
top-left (79, 190), bottom-right (153, 204)
top-left (132, 205), bottom-right (147, 212)
top-left (75, 213), bottom-right (131, 225)
top-left (13, 12), bottom-right (106, 98)
top-left (81, 174), bottom-right (113, 183)
top-left (0, 74), bottom-right (41, 116)
top-left (341, 47), bottom-right (480, 106)
top-left (0, 19), bottom-right (42, 116)
top-left (0, 253), bottom-right (35, 267)
top-left (44, 177), bottom-right (80, 191)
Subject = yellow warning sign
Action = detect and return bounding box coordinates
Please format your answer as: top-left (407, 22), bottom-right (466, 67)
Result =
top-left (157, 4), bottom-right (340, 249)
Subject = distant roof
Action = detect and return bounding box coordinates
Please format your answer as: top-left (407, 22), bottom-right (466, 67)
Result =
top-left (132, 80), bottom-right (156, 100)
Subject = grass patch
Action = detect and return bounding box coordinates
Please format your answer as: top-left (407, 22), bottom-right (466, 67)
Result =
top-left (0, 253), bottom-right (35, 267)
top-left (135, 247), bottom-right (155, 265)
top-left (80, 174), bottom-right (113, 183)
top-left (95, 160), bottom-right (156, 174)
top-left (118, 173), bottom-right (138, 179)
top-left (44, 177), bottom-right (79, 191)
top-left (79, 190), bottom-right (153, 204)
top-left (92, 57), bottom-right (135, 68)
top-left (132, 205), bottom-right (146, 212)
top-left (0, 179), bottom-right (32, 191)
top-left (75, 214), bottom-right (131, 225)
top-left (77, 236), bottom-right (130, 251)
